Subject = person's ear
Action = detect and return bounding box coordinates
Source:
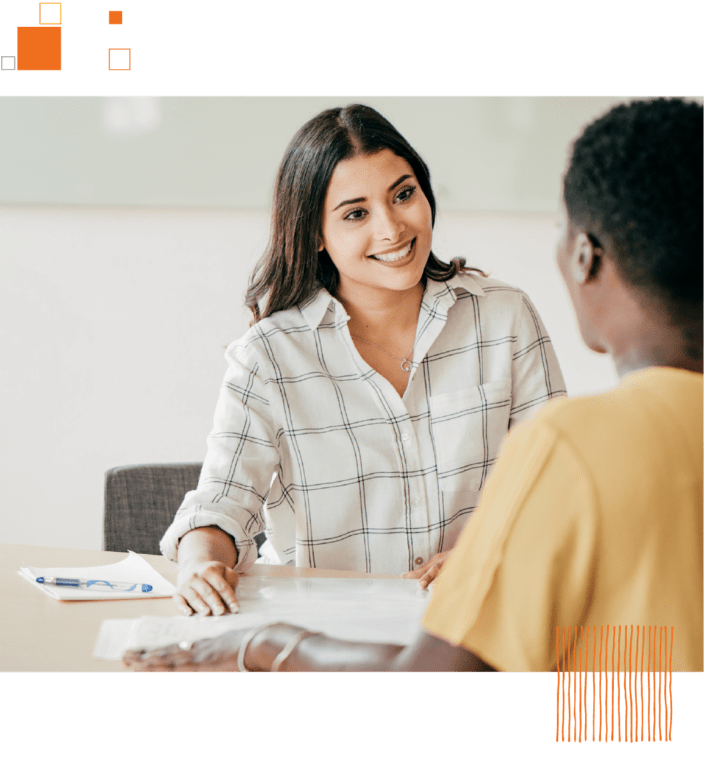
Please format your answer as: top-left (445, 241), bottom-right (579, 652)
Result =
top-left (571, 233), bottom-right (601, 285)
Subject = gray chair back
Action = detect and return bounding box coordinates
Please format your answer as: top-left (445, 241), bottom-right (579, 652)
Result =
top-left (103, 463), bottom-right (203, 554)
top-left (103, 462), bottom-right (266, 556)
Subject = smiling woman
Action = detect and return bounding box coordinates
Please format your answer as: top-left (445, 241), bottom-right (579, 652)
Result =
top-left (158, 104), bottom-right (567, 618)
top-left (245, 104), bottom-right (474, 321)
top-left (321, 150), bottom-right (432, 287)
top-left (320, 149), bottom-right (435, 397)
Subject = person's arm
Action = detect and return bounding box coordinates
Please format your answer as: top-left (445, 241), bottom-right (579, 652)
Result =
top-left (162, 341), bottom-right (280, 614)
top-left (249, 625), bottom-right (494, 671)
top-left (178, 525), bottom-right (238, 569)
top-left (123, 622), bottom-right (495, 672)
top-left (173, 526), bottom-right (240, 616)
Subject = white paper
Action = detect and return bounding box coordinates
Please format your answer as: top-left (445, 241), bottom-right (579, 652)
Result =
top-left (19, 551), bottom-right (176, 600)
top-left (94, 575), bottom-right (429, 660)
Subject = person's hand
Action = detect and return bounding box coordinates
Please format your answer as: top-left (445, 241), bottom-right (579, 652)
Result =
top-left (402, 550), bottom-right (452, 589)
top-left (123, 629), bottom-right (247, 671)
top-left (174, 559), bottom-right (240, 616)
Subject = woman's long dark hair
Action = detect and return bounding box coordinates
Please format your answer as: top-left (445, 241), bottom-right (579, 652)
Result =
top-left (245, 104), bottom-right (483, 323)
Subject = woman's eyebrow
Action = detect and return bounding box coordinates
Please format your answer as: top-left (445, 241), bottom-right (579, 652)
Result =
top-left (332, 174), bottom-right (414, 211)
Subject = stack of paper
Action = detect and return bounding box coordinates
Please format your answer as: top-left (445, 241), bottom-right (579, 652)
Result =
top-left (95, 575), bottom-right (430, 660)
top-left (18, 551), bottom-right (176, 601)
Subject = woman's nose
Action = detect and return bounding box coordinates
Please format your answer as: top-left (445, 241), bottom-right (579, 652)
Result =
top-left (374, 205), bottom-right (404, 241)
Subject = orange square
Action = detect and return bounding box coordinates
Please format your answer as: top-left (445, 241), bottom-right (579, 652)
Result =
top-left (39, 3), bottom-right (61, 24)
top-left (18, 27), bottom-right (61, 70)
top-left (109, 11), bottom-right (123, 24)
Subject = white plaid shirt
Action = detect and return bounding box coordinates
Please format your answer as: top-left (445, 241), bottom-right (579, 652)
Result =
top-left (160, 274), bottom-right (566, 574)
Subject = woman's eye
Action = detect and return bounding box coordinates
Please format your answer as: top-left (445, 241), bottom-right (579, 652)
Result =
top-left (395, 185), bottom-right (416, 203)
top-left (344, 187), bottom-right (416, 221)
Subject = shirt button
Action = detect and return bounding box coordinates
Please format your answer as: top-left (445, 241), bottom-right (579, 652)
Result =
top-left (401, 432), bottom-right (410, 441)
top-left (415, 557), bottom-right (424, 566)
top-left (411, 498), bottom-right (420, 508)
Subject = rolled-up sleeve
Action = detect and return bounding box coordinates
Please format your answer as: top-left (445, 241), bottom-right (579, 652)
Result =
top-left (509, 292), bottom-right (567, 426)
top-left (159, 341), bottom-right (279, 571)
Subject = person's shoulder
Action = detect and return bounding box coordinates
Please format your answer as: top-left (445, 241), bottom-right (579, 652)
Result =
top-left (444, 273), bottom-right (533, 318)
top-left (546, 368), bottom-right (701, 423)
top-left (225, 291), bottom-right (328, 364)
top-left (445, 270), bottom-right (513, 292)
top-left (448, 271), bottom-right (529, 299)
top-left (517, 370), bottom-right (698, 453)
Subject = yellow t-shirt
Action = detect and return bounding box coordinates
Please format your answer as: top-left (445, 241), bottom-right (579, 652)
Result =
top-left (422, 367), bottom-right (703, 671)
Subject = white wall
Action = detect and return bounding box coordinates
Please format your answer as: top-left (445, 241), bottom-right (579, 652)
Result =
top-left (1, 206), bottom-right (261, 549)
top-left (1, 205), bottom-right (617, 551)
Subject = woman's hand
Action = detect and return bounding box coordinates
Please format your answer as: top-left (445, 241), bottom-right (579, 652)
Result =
top-left (123, 629), bottom-right (247, 671)
top-left (402, 550), bottom-right (452, 589)
top-left (175, 559), bottom-right (240, 616)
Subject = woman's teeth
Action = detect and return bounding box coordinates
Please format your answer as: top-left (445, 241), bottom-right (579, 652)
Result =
top-left (371, 239), bottom-right (414, 263)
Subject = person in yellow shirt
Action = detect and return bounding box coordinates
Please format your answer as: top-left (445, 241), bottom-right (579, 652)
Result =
top-left (124, 97), bottom-right (703, 673)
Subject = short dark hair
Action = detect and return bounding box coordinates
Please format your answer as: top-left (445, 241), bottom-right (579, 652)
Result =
top-left (563, 97), bottom-right (703, 310)
top-left (245, 104), bottom-right (480, 323)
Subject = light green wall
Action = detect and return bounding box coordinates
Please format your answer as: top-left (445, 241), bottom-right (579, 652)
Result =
top-left (0, 96), bottom-right (630, 212)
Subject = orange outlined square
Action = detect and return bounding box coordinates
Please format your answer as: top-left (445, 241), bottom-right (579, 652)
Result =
top-left (108, 48), bottom-right (132, 72)
top-left (109, 11), bottom-right (123, 25)
top-left (38, 3), bottom-right (61, 26)
top-left (18, 27), bottom-right (61, 70)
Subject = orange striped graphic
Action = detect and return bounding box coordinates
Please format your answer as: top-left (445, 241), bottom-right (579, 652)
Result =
top-left (556, 625), bottom-right (674, 743)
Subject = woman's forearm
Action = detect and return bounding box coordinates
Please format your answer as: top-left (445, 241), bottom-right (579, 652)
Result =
top-left (177, 525), bottom-right (238, 569)
top-left (246, 624), bottom-right (404, 671)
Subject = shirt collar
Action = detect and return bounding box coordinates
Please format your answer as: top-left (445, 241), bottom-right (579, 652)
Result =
top-left (299, 272), bottom-right (485, 331)
top-left (446, 271), bottom-right (486, 297)
top-left (422, 272), bottom-right (486, 314)
top-left (299, 288), bottom-right (347, 331)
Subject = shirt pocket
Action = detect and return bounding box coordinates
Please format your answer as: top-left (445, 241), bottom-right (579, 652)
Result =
top-left (429, 379), bottom-right (512, 492)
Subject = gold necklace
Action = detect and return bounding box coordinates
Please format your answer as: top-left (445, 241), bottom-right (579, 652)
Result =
top-left (350, 333), bottom-right (414, 372)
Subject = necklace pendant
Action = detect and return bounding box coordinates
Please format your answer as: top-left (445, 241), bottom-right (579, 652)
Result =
top-left (401, 359), bottom-right (412, 373)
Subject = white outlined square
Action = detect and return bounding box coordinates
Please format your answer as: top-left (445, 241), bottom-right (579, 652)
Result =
top-left (39, 3), bottom-right (62, 24)
top-left (108, 48), bottom-right (132, 72)
top-left (1, 56), bottom-right (16, 70)
top-left (38, 2), bottom-right (62, 26)
top-left (109, 49), bottom-right (131, 71)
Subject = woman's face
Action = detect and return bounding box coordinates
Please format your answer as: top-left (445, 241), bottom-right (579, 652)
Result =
top-left (319, 149), bottom-right (433, 303)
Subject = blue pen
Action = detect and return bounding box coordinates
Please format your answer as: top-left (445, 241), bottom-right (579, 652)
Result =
top-left (36, 577), bottom-right (153, 593)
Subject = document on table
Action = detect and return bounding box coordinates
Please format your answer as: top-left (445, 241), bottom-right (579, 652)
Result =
top-left (94, 575), bottom-right (431, 660)
top-left (18, 551), bottom-right (176, 600)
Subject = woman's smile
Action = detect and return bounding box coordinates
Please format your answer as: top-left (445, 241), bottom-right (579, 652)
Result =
top-left (368, 237), bottom-right (416, 263)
